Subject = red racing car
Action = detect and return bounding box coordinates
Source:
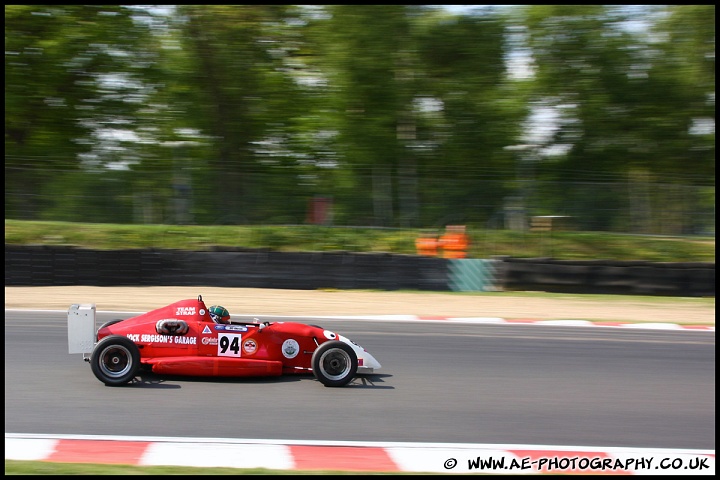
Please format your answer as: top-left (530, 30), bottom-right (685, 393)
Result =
top-left (68, 295), bottom-right (381, 387)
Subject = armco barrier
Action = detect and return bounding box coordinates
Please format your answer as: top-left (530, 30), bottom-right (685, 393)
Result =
top-left (4, 245), bottom-right (714, 297)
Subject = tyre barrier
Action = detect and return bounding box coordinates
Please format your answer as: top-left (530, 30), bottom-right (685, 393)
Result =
top-left (500, 257), bottom-right (715, 297)
top-left (4, 245), bottom-right (448, 291)
top-left (4, 245), bottom-right (714, 297)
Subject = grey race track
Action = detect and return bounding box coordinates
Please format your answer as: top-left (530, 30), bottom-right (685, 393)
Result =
top-left (4, 310), bottom-right (715, 451)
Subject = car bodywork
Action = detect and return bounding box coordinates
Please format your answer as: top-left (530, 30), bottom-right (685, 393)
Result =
top-left (68, 295), bottom-right (381, 387)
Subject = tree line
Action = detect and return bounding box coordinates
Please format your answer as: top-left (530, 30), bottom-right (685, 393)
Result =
top-left (4, 5), bottom-right (715, 233)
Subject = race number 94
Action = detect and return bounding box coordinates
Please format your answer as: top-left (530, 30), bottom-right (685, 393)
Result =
top-left (218, 333), bottom-right (242, 357)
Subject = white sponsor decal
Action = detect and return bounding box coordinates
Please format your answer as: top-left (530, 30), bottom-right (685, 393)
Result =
top-left (126, 333), bottom-right (196, 344)
top-left (218, 333), bottom-right (242, 357)
top-left (173, 336), bottom-right (196, 345)
top-left (175, 306), bottom-right (196, 316)
top-left (214, 325), bottom-right (248, 332)
top-left (282, 339), bottom-right (300, 359)
top-left (202, 325), bottom-right (212, 334)
top-left (243, 338), bottom-right (258, 355)
top-left (224, 325), bottom-right (247, 331)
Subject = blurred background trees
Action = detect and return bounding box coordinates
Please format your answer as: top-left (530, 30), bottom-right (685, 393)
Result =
top-left (4, 5), bottom-right (715, 235)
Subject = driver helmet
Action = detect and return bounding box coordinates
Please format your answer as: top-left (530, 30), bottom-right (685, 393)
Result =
top-left (208, 305), bottom-right (230, 324)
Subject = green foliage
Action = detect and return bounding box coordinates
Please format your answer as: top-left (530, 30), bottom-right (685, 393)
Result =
top-left (4, 6), bottom-right (715, 231)
top-left (5, 5), bottom-right (162, 222)
top-left (522, 5), bottom-right (714, 184)
top-left (4, 220), bottom-right (714, 262)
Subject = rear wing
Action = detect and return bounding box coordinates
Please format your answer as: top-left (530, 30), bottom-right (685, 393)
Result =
top-left (68, 304), bottom-right (96, 354)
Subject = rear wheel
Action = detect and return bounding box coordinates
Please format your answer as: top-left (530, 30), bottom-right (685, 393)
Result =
top-left (311, 341), bottom-right (358, 387)
top-left (96, 319), bottom-right (124, 341)
top-left (90, 335), bottom-right (140, 386)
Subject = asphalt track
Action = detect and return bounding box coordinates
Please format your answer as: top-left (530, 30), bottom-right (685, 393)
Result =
top-left (4, 310), bottom-right (716, 473)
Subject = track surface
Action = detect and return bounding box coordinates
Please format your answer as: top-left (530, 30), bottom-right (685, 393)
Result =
top-left (5, 310), bottom-right (715, 451)
top-left (4, 286), bottom-right (716, 324)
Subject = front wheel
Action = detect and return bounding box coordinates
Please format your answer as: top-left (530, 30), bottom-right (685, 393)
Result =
top-left (311, 341), bottom-right (358, 387)
top-left (90, 335), bottom-right (140, 386)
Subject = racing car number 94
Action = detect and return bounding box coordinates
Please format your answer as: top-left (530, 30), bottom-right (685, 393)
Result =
top-left (219, 333), bottom-right (242, 357)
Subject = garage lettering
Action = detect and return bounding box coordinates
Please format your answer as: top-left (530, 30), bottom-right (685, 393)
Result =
top-left (140, 334), bottom-right (171, 343)
top-left (173, 336), bottom-right (196, 345)
top-left (125, 333), bottom-right (196, 344)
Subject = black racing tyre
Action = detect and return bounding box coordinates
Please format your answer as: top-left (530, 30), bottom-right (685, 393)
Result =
top-left (311, 341), bottom-right (358, 387)
top-left (96, 319), bottom-right (124, 341)
top-left (90, 335), bottom-right (140, 386)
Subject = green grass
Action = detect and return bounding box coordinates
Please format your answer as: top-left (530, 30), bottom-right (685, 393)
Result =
top-left (4, 220), bottom-right (715, 262)
top-left (4, 460), bottom-right (414, 475)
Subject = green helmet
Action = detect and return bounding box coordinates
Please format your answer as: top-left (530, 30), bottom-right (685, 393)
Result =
top-left (209, 305), bottom-right (230, 324)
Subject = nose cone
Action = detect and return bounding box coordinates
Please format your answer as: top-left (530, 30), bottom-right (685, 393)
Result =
top-left (338, 334), bottom-right (381, 372)
top-left (359, 350), bottom-right (382, 371)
